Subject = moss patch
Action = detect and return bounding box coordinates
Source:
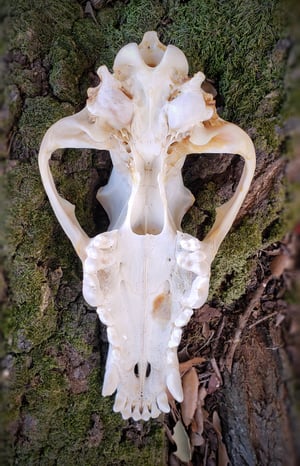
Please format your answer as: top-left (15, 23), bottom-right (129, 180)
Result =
top-left (1, 0), bottom-right (294, 463)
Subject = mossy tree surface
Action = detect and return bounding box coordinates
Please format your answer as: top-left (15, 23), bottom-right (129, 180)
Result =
top-left (0, 1), bottom-right (298, 465)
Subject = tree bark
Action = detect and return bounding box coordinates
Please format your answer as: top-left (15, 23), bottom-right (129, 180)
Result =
top-left (1, 1), bottom-right (299, 465)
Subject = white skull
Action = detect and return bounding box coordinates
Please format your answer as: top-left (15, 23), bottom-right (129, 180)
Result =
top-left (38, 32), bottom-right (255, 420)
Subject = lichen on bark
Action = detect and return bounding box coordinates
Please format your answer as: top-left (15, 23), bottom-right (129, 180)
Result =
top-left (0, 0), bottom-right (298, 465)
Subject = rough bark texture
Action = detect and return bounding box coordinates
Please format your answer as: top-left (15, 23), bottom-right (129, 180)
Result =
top-left (0, 1), bottom-right (299, 465)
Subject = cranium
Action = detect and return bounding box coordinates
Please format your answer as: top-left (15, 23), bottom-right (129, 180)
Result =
top-left (38, 32), bottom-right (255, 421)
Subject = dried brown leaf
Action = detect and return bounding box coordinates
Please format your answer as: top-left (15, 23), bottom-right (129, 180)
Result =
top-left (196, 305), bottom-right (222, 322)
top-left (172, 420), bottom-right (192, 463)
top-left (179, 357), bottom-right (206, 376)
top-left (181, 367), bottom-right (199, 427)
top-left (212, 411), bottom-right (230, 466)
top-left (270, 253), bottom-right (292, 278)
top-left (190, 386), bottom-right (207, 447)
top-left (207, 373), bottom-right (221, 395)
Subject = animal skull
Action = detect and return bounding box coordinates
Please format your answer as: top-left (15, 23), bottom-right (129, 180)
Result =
top-left (38, 32), bottom-right (255, 421)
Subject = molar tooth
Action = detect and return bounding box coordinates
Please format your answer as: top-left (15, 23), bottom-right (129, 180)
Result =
top-left (93, 234), bottom-right (116, 249)
top-left (186, 276), bottom-right (210, 308)
top-left (167, 370), bottom-right (183, 402)
top-left (86, 246), bottom-right (98, 259)
top-left (180, 237), bottom-right (201, 251)
top-left (84, 257), bottom-right (98, 273)
top-left (157, 392), bottom-right (170, 413)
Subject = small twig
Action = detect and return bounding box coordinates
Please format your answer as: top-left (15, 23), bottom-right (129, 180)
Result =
top-left (248, 310), bottom-right (277, 329)
top-left (223, 276), bottom-right (270, 373)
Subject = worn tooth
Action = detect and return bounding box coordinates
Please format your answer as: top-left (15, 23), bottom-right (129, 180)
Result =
top-left (121, 404), bottom-right (132, 420)
top-left (93, 234), bottom-right (116, 249)
top-left (107, 327), bottom-right (120, 346)
top-left (176, 251), bottom-right (187, 268)
top-left (141, 405), bottom-right (151, 421)
top-left (168, 327), bottom-right (182, 348)
top-left (149, 402), bottom-right (160, 419)
top-left (97, 307), bottom-right (113, 325)
top-left (102, 364), bottom-right (119, 396)
top-left (183, 308), bottom-right (193, 319)
top-left (98, 252), bottom-right (115, 268)
top-left (157, 392), bottom-right (170, 413)
top-left (113, 392), bottom-right (127, 413)
top-left (86, 245), bottom-right (99, 259)
top-left (186, 275), bottom-right (209, 308)
top-left (84, 257), bottom-right (98, 273)
top-left (167, 348), bottom-right (177, 365)
top-left (180, 237), bottom-right (201, 251)
top-left (132, 405), bottom-right (142, 421)
top-left (166, 370), bottom-right (183, 402)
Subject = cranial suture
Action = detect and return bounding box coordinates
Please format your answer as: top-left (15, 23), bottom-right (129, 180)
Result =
top-left (38, 32), bottom-right (256, 421)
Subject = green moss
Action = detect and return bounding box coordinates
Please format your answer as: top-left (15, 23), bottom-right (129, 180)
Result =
top-left (49, 36), bottom-right (88, 104)
top-left (1, 0), bottom-right (294, 463)
top-left (8, 0), bottom-right (82, 62)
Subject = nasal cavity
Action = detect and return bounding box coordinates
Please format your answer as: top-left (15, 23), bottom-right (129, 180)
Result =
top-left (133, 362), bottom-right (151, 378)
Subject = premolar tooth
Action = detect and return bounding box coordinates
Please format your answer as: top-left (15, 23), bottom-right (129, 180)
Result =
top-left (97, 307), bottom-right (113, 325)
top-left (167, 370), bottom-right (183, 402)
top-left (107, 327), bottom-right (120, 346)
top-left (174, 308), bottom-right (193, 327)
top-left (167, 349), bottom-right (177, 365)
top-left (168, 327), bottom-right (182, 348)
top-left (186, 275), bottom-right (209, 308)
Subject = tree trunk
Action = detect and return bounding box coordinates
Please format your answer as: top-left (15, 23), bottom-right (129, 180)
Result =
top-left (0, 1), bottom-right (299, 465)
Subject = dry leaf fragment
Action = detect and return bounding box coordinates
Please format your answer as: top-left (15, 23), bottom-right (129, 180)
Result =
top-left (181, 367), bottom-right (199, 427)
top-left (190, 386), bottom-right (207, 447)
top-left (196, 305), bottom-right (222, 322)
top-left (179, 357), bottom-right (206, 376)
top-left (212, 411), bottom-right (230, 466)
top-left (172, 420), bottom-right (192, 463)
top-left (270, 252), bottom-right (292, 278)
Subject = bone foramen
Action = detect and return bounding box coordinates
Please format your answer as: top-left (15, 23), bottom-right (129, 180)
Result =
top-left (38, 32), bottom-right (255, 421)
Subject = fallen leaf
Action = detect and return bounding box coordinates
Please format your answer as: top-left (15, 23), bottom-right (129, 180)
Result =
top-left (196, 305), bottom-right (221, 322)
top-left (207, 373), bottom-right (221, 394)
top-left (212, 411), bottom-right (230, 466)
top-left (179, 357), bottom-right (206, 376)
top-left (181, 367), bottom-right (199, 427)
top-left (190, 386), bottom-right (207, 447)
top-left (270, 253), bottom-right (292, 278)
top-left (172, 420), bottom-right (192, 463)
